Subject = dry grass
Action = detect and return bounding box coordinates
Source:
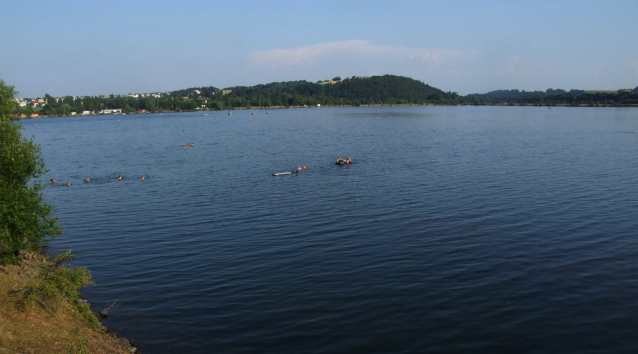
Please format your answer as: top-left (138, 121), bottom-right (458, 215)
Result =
top-left (0, 253), bottom-right (135, 354)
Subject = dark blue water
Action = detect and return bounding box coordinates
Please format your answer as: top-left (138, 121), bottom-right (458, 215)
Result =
top-left (23, 106), bottom-right (638, 353)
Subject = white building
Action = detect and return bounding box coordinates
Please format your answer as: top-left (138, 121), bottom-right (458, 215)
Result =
top-left (98, 108), bottom-right (123, 114)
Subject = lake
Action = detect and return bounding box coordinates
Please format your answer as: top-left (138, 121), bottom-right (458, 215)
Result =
top-left (24, 106), bottom-right (638, 353)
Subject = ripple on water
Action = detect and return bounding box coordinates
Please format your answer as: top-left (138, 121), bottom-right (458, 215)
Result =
top-left (23, 106), bottom-right (638, 353)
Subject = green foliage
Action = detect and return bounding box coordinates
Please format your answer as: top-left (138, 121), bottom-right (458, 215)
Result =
top-left (64, 337), bottom-right (89, 354)
top-left (19, 263), bottom-right (93, 312)
top-left (75, 299), bottom-right (103, 331)
top-left (54, 247), bottom-right (75, 264)
top-left (16, 76), bottom-right (638, 117)
top-left (465, 88), bottom-right (638, 106)
top-left (219, 75), bottom-right (454, 107)
top-left (0, 79), bottom-right (64, 264)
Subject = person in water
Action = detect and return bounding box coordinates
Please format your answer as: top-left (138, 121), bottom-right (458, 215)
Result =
top-left (85, 178), bottom-right (90, 183)
top-left (118, 175), bottom-right (122, 180)
top-left (336, 157), bottom-right (345, 164)
top-left (50, 178), bottom-right (56, 183)
top-left (140, 176), bottom-right (145, 180)
top-left (66, 182), bottom-right (71, 186)
top-left (345, 156), bottom-right (353, 164)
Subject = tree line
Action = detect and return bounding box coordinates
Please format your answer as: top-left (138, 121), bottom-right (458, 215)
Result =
top-left (465, 88), bottom-right (638, 107)
top-left (11, 76), bottom-right (638, 117)
top-left (13, 75), bottom-right (462, 116)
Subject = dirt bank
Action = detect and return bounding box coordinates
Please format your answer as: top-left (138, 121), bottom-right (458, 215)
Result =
top-left (0, 251), bottom-right (137, 354)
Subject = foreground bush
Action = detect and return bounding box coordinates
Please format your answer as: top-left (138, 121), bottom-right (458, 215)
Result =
top-left (19, 261), bottom-right (94, 313)
top-left (0, 79), bottom-right (63, 264)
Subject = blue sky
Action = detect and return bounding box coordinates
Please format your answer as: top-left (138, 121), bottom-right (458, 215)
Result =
top-left (1, 0), bottom-right (637, 97)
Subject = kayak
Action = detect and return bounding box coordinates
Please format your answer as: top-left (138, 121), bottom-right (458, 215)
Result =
top-left (335, 162), bottom-right (353, 165)
top-left (273, 172), bottom-right (292, 176)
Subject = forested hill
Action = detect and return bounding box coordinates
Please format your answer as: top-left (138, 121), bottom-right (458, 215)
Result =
top-left (168, 75), bottom-right (460, 107)
top-left (14, 78), bottom-right (638, 118)
top-left (464, 87), bottom-right (638, 106)
top-left (466, 89), bottom-right (586, 100)
top-left (169, 86), bottom-right (219, 98)
top-left (218, 75), bottom-right (454, 105)
top-left (17, 75), bottom-right (459, 117)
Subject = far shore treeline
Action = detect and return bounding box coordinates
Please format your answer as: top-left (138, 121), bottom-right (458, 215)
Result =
top-left (12, 75), bottom-right (638, 117)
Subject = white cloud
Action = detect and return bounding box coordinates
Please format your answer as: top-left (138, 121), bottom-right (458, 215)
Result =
top-left (246, 40), bottom-right (479, 74)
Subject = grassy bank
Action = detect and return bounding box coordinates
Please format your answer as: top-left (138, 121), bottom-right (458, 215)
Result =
top-left (0, 250), bottom-right (137, 354)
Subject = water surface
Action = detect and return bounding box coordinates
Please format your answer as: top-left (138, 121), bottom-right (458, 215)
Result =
top-left (24, 106), bottom-right (638, 353)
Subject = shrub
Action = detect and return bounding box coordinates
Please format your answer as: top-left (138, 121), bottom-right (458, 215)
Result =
top-left (0, 79), bottom-right (64, 264)
top-left (19, 263), bottom-right (94, 313)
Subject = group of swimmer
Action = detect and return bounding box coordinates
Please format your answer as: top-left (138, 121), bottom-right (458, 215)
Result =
top-left (50, 175), bottom-right (144, 186)
top-left (276, 156), bottom-right (354, 176)
top-left (51, 144), bottom-right (194, 186)
top-left (336, 156), bottom-right (354, 165)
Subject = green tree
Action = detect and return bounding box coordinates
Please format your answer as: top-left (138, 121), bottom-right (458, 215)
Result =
top-left (0, 79), bottom-right (64, 264)
top-left (146, 98), bottom-right (157, 112)
top-left (44, 106), bottom-right (57, 116)
top-left (60, 104), bottom-right (73, 115)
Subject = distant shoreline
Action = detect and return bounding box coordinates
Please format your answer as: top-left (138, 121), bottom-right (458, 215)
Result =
top-left (12, 76), bottom-right (638, 118)
top-left (16, 102), bottom-right (638, 119)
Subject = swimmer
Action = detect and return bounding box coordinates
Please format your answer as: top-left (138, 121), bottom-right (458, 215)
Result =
top-left (66, 182), bottom-right (71, 187)
top-left (118, 175), bottom-right (122, 180)
top-left (85, 178), bottom-right (90, 183)
top-left (140, 176), bottom-right (145, 180)
top-left (50, 178), bottom-right (56, 184)
top-left (345, 156), bottom-right (353, 164)
top-left (295, 170), bottom-right (299, 174)
top-left (304, 166), bottom-right (307, 170)
top-left (336, 157), bottom-right (344, 164)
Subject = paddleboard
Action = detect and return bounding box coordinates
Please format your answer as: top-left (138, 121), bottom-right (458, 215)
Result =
top-left (273, 172), bottom-right (291, 176)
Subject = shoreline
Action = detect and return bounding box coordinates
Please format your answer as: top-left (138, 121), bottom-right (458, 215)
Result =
top-left (0, 250), bottom-right (139, 353)
top-left (16, 103), bottom-right (638, 119)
